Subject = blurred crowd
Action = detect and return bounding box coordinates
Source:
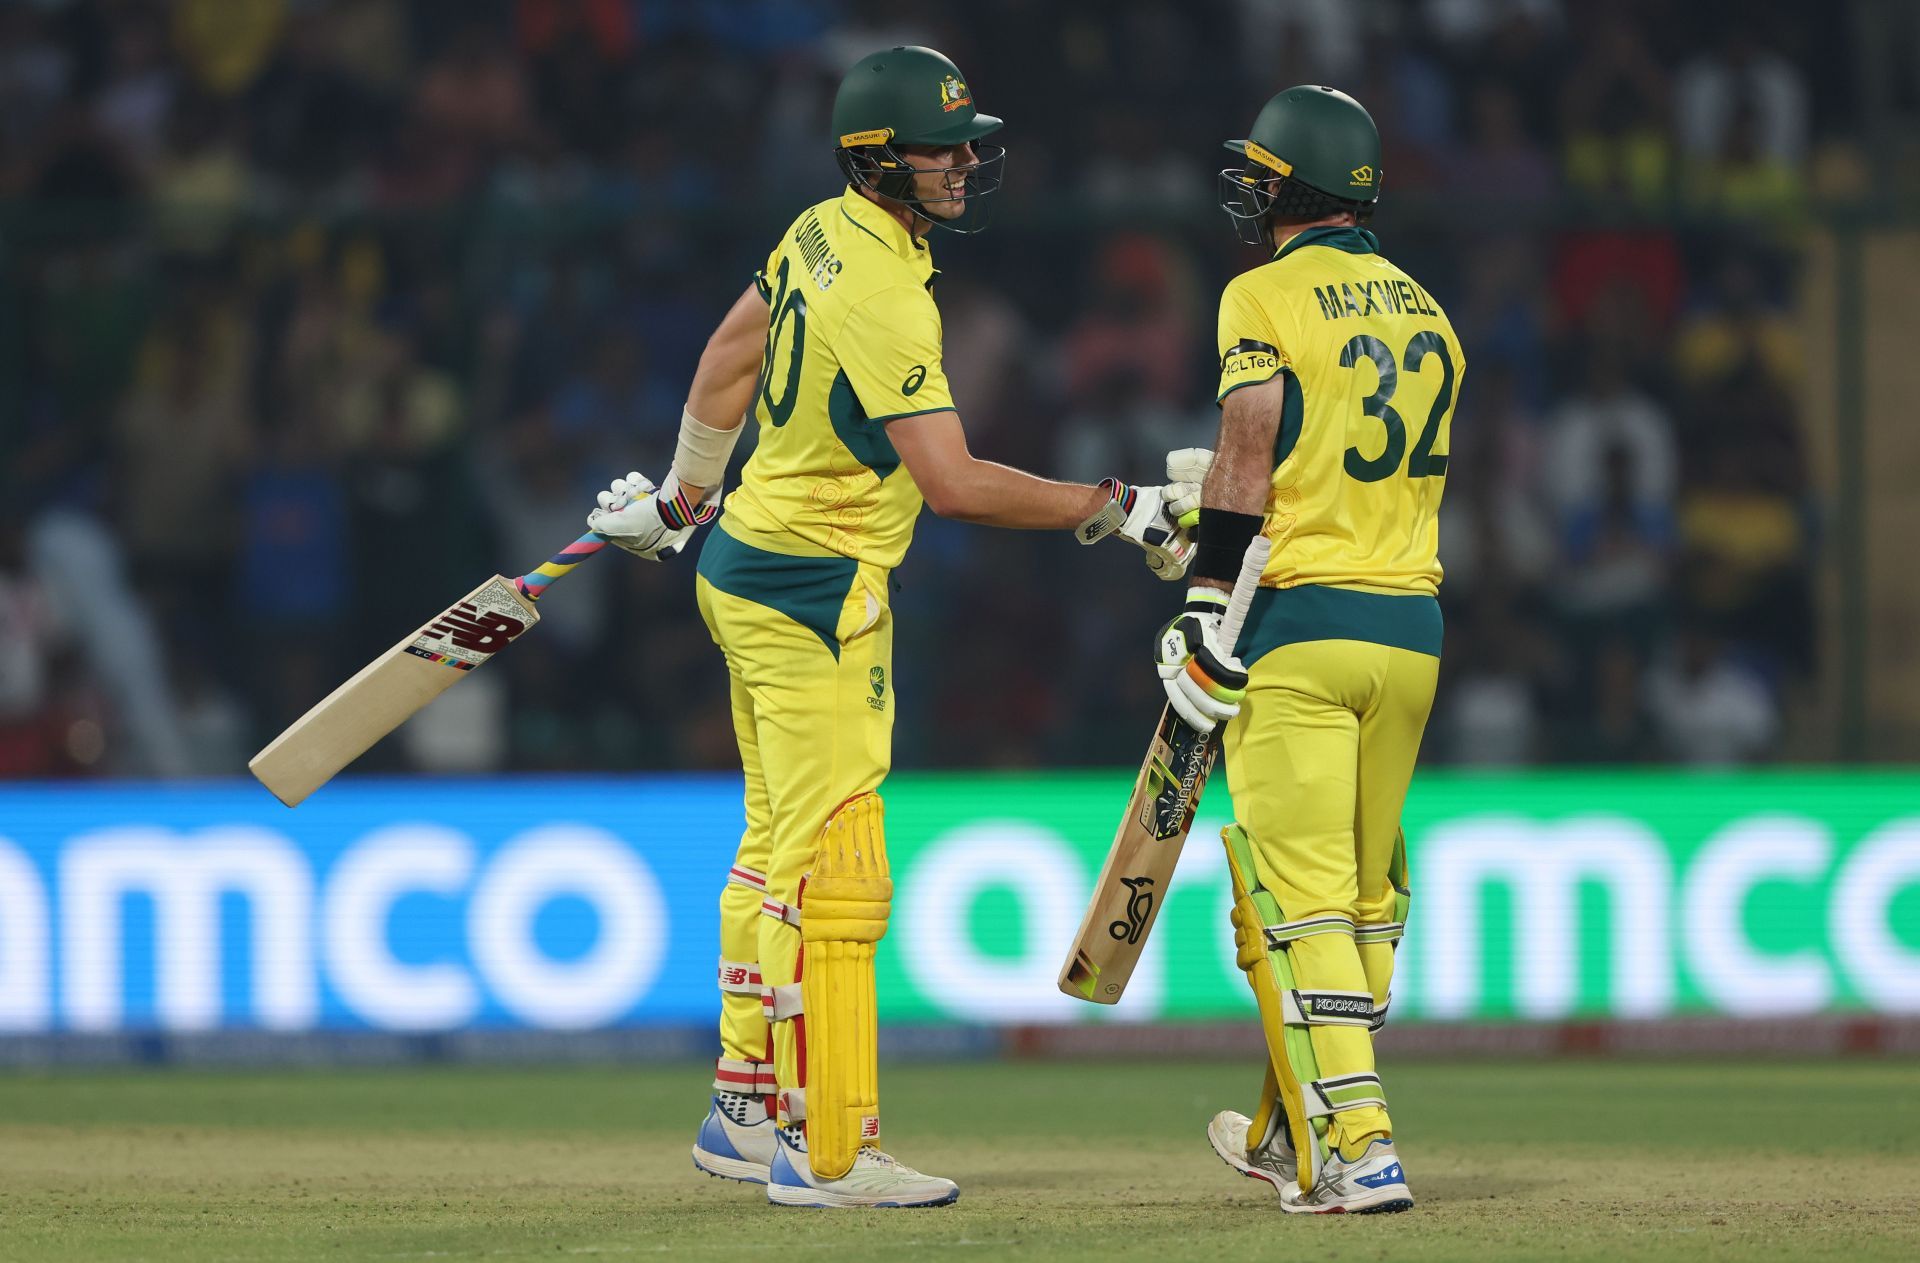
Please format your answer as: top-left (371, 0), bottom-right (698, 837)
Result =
top-left (0, 0), bottom-right (1869, 777)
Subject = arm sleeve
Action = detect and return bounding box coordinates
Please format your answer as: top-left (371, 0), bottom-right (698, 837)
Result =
top-left (1215, 277), bottom-right (1286, 403)
top-left (837, 286), bottom-right (957, 422)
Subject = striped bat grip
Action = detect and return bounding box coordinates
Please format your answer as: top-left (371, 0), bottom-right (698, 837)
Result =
top-left (514, 532), bottom-right (608, 601)
top-left (1219, 536), bottom-right (1271, 652)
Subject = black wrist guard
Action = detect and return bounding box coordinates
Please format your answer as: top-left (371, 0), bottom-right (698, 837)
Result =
top-left (1192, 509), bottom-right (1263, 583)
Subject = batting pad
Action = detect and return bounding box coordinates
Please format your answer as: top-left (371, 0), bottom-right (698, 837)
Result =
top-left (798, 792), bottom-right (892, 1180)
top-left (1355, 828), bottom-right (1412, 1032)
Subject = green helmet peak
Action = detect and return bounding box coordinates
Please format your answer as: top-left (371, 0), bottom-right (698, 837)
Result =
top-left (832, 46), bottom-right (1003, 150)
top-left (1220, 85), bottom-right (1381, 246)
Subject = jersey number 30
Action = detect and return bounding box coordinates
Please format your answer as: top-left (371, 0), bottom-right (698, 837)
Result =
top-left (1338, 331), bottom-right (1456, 482)
top-left (759, 257), bottom-right (807, 428)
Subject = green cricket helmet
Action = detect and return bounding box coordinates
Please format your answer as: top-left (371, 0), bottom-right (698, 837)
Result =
top-left (1220, 85), bottom-right (1381, 246)
top-left (833, 46), bottom-right (1006, 234)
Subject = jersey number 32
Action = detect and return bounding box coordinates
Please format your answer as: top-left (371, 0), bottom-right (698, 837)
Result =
top-left (1338, 330), bottom-right (1457, 482)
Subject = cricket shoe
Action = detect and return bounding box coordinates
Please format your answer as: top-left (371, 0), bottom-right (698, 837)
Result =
top-left (691, 1094), bottom-right (776, 1184)
top-left (1206, 1109), bottom-right (1297, 1193)
top-left (1278, 1137), bottom-right (1413, 1214)
top-left (767, 1126), bottom-right (959, 1208)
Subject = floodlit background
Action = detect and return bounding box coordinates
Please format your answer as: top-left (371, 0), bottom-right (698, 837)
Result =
top-left (0, 0), bottom-right (1916, 1048)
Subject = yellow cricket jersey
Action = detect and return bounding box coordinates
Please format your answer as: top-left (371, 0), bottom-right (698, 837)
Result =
top-left (1216, 226), bottom-right (1464, 599)
top-left (720, 186), bottom-right (954, 569)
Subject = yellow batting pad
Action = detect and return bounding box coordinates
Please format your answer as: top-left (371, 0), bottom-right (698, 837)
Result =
top-left (799, 792), bottom-right (893, 1180)
top-left (1223, 824), bottom-right (1323, 1193)
top-left (1356, 828), bottom-right (1412, 1031)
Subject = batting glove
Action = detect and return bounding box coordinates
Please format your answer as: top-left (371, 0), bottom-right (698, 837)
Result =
top-left (1155, 587), bottom-right (1249, 734)
top-left (586, 470), bottom-right (718, 561)
top-left (1078, 478), bottom-right (1195, 580)
top-left (1164, 447), bottom-right (1214, 529)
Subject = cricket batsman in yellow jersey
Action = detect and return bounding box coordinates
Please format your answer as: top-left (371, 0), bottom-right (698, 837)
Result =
top-left (585, 47), bottom-right (1205, 1208)
top-left (1154, 86), bottom-right (1464, 1214)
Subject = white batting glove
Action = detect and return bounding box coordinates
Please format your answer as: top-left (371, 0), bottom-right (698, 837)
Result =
top-left (1076, 478), bottom-right (1194, 580)
top-left (1154, 587), bottom-right (1248, 734)
top-left (1164, 447), bottom-right (1214, 528)
top-left (585, 470), bottom-right (717, 561)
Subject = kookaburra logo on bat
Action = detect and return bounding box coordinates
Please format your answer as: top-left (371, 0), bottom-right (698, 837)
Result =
top-left (1108, 876), bottom-right (1156, 944)
top-left (421, 602), bottom-right (527, 654)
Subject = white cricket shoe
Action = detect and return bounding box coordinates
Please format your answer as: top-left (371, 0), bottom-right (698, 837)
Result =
top-left (1278, 1136), bottom-right (1413, 1214)
top-left (767, 1127), bottom-right (959, 1208)
top-left (691, 1095), bottom-right (777, 1185)
top-left (1207, 1109), bottom-right (1297, 1193)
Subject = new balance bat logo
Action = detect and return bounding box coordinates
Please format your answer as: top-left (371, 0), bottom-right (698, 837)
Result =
top-left (250, 535), bottom-right (613, 809)
top-left (420, 602), bottom-right (527, 654)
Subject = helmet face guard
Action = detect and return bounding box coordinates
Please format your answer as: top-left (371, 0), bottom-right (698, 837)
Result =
top-left (838, 141), bottom-right (1007, 236)
top-left (1219, 163), bottom-right (1377, 248)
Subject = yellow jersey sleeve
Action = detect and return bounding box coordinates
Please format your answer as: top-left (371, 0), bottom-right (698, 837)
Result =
top-left (1216, 276), bottom-right (1286, 403)
top-left (837, 286), bottom-right (955, 422)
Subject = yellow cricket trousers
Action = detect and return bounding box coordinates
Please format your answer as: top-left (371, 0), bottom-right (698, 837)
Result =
top-left (1222, 584), bottom-right (1440, 1153)
top-left (694, 521), bottom-right (894, 1115)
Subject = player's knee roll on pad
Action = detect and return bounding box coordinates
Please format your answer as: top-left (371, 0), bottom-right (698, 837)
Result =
top-left (1223, 824), bottom-right (1387, 1192)
top-left (796, 792), bottom-right (891, 1180)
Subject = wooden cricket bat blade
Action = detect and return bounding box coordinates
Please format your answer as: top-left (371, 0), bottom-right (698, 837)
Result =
top-left (248, 576), bottom-right (537, 806)
top-left (1058, 535), bottom-right (1271, 1004)
top-left (1057, 702), bottom-right (1217, 1003)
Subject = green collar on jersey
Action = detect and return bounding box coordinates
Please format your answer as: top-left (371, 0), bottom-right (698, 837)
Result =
top-left (1273, 225), bottom-right (1379, 262)
top-left (839, 185), bottom-right (930, 265)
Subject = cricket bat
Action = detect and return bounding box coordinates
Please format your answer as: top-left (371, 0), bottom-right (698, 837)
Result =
top-left (247, 533), bottom-right (607, 807)
top-left (1058, 535), bottom-right (1271, 1003)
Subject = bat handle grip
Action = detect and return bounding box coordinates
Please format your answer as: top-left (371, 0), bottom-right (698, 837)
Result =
top-left (514, 532), bottom-right (609, 601)
top-left (1218, 536), bottom-right (1271, 652)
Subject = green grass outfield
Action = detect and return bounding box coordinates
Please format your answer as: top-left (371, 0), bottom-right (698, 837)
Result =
top-left (0, 1059), bottom-right (1915, 1261)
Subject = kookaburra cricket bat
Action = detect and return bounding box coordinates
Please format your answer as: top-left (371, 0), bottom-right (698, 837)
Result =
top-left (247, 533), bottom-right (607, 807)
top-left (1058, 536), bottom-right (1271, 1003)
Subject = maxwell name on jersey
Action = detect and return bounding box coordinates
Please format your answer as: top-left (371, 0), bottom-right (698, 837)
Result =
top-left (1307, 276), bottom-right (1444, 322)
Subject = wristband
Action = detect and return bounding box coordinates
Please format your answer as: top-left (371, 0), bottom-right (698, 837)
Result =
top-left (1192, 508), bottom-right (1263, 582)
top-left (670, 406), bottom-right (743, 490)
top-left (656, 481), bottom-right (720, 530)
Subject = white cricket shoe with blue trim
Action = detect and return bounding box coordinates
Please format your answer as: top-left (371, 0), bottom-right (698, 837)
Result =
top-left (1207, 1109), bottom-right (1297, 1192)
top-left (691, 1095), bottom-right (776, 1184)
top-left (1278, 1137), bottom-right (1414, 1214)
top-left (767, 1127), bottom-right (959, 1208)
